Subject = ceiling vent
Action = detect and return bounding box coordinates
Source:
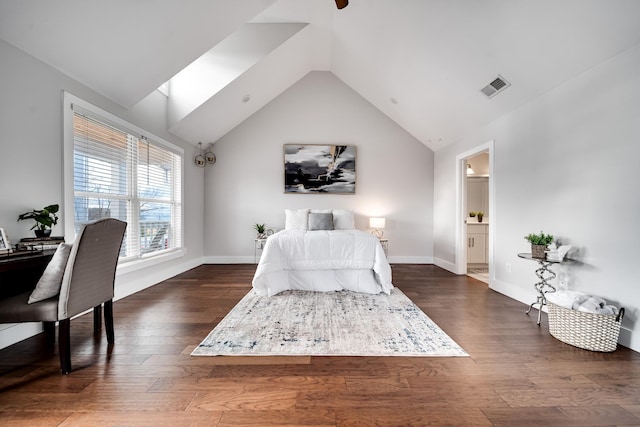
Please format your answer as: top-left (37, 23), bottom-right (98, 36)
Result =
top-left (480, 75), bottom-right (510, 99)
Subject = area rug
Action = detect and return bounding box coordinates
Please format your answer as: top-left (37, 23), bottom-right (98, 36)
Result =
top-left (191, 288), bottom-right (467, 357)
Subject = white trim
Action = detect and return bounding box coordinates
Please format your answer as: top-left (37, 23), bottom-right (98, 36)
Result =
top-left (204, 256), bottom-right (256, 264)
top-left (388, 256), bottom-right (432, 264)
top-left (455, 140), bottom-right (495, 282)
top-left (116, 248), bottom-right (186, 275)
top-left (114, 257), bottom-right (203, 301)
top-left (203, 255), bottom-right (433, 265)
top-left (434, 257), bottom-right (457, 273)
top-left (0, 323), bottom-right (44, 350)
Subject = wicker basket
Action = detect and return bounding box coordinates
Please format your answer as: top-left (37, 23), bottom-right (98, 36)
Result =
top-left (547, 302), bottom-right (625, 352)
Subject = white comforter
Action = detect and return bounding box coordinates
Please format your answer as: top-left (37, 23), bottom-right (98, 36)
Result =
top-left (252, 230), bottom-right (393, 296)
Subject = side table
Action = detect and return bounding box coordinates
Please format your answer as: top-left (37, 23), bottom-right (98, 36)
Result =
top-left (254, 238), bottom-right (267, 264)
top-left (379, 238), bottom-right (388, 258)
top-left (517, 253), bottom-right (563, 325)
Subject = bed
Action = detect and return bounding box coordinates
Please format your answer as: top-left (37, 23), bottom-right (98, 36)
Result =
top-left (252, 209), bottom-right (393, 297)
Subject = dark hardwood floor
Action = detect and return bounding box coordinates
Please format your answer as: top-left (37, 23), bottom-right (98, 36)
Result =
top-left (0, 264), bottom-right (639, 426)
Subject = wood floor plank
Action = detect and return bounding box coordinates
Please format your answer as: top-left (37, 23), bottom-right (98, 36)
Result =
top-left (0, 411), bottom-right (74, 427)
top-left (217, 409), bottom-right (336, 427)
top-left (334, 407), bottom-right (493, 427)
top-left (0, 263), bottom-right (638, 426)
top-left (188, 389), bottom-right (299, 411)
top-left (58, 411), bottom-right (223, 427)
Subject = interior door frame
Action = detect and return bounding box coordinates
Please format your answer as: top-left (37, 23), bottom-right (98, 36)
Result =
top-left (455, 140), bottom-right (495, 284)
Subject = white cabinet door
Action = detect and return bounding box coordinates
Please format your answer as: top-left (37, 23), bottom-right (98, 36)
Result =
top-left (467, 224), bottom-right (487, 264)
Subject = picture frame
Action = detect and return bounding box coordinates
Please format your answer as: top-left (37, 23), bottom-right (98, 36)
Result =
top-left (0, 228), bottom-right (12, 254)
top-left (284, 144), bottom-right (356, 194)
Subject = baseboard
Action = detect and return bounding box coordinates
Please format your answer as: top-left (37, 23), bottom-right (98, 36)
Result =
top-left (618, 327), bottom-right (636, 351)
top-left (388, 256), bottom-right (432, 264)
top-left (203, 255), bottom-right (433, 265)
top-left (0, 323), bottom-right (44, 351)
top-left (204, 256), bottom-right (255, 264)
top-left (489, 278), bottom-right (534, 307)
top-left (433, 257), bottom-right (457, 273)
top-left (114, 256), bottom-right (204, 301)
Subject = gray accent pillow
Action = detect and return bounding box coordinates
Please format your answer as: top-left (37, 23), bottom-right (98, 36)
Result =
top-left (308, 212), bottom-right (334, 231)
top-left (28, 243), bottom-right (72, 304)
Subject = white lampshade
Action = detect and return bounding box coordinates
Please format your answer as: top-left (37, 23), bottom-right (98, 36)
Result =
top-left (370, 217), bottom-right (385, 238)
top-left (369, 217), bottom-right (386, 229)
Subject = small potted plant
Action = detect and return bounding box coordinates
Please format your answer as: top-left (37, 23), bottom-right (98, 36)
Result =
top-left (469, 212), bottom-right (477, 218)
top-left (253, 223), bottom-right (267, 239)
top-left (524, 231), bottom-right (554, 259)
top-left (477, 212), bottom-right (484, 223)
top-left (18, 204), bottom-right (60, 238)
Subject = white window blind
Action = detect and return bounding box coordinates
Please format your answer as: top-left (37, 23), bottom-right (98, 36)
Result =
top-left (69, 102), bottom-right (183, 262)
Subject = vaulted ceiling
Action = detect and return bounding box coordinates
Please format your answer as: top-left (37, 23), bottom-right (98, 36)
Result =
top-left (2, 0), bottom-right (640, 151)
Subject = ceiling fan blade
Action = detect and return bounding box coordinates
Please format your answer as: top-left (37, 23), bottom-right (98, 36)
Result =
top-left (335, 0), bottom-right (348, 9)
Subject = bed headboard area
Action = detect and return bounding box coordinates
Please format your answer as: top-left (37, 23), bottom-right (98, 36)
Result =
top-left (284, 209), bottom-right (355, 231)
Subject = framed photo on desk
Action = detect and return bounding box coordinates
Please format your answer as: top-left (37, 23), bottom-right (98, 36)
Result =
top-left (0, 228), bottom-right (12, 254)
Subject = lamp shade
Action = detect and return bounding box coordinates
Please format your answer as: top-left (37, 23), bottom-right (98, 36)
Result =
top-left (369, 217), bottom-right (386, 229)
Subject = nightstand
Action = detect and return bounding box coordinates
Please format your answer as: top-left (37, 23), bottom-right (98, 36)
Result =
top-left (254, 238), bottom-right (267, 264)
top-left (379, 238), bottom-right (388, 258)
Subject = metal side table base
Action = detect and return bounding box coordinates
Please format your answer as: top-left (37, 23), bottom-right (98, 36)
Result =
top-left (518, 253), bottom-right (561, 326)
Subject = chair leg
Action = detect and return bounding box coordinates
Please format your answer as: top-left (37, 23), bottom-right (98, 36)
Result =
top-left (43, 321), bottom-right (55, 346)
top-left (104, 299), bottom-right (115, 344)
top-left (58, 319), bottom-right (71, 375)
top-left (93, 304), bottom-right (102, 333)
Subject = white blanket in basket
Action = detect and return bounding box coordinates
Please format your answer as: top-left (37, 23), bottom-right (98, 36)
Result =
top-left (546, 290), bottom-right (618, 315)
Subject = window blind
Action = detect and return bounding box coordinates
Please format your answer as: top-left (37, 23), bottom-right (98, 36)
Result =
top-left (71, 104), bottom-right (182, 261)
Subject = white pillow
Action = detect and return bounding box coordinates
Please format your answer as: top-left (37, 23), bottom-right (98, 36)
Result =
top-left (285, 209), bottom-right (309, 230)
top-left (28, 243), bottom-right (72, 304)
top-left (332, 209), bottom-right (355, 230)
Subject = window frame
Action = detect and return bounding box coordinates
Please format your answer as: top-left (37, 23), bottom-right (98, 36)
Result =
top-left (63, 92), bottom-right (185, 272)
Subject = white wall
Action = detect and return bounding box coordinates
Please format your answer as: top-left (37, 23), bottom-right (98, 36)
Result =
top-left (0, 39), bottom-right (205, 348)
top-left (204, 71), bottom-right (434, 263)
top-left (434, 45), bottom-right (640, 352)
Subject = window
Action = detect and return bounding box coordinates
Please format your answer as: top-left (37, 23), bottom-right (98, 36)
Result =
top-left (63, 93), bottom-right (183, 264)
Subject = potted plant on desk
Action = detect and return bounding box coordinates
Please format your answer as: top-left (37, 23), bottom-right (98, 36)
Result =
top-left (524, 231), bottom-right (554, 259)
top-left (17, 204), bottom-right (59, 238)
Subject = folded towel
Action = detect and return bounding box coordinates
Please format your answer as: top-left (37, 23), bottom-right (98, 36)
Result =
top-left (576, 296), bottom-right (610, 314)
top-left (577, 297), bottom-right (601, 314)
top-left (548, 291), bottom-right (618, 315)
top-left (546, 290), bottom-right (587, 310)
top-left (596, 305), bottom-right (618, 316)
top-left (571, 294), bottom-right (590, 310)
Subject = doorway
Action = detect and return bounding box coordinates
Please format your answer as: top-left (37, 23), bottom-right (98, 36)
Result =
top-left (465, 152), bottom-right (489, 284)
top-left (455, 140), bottom-right (495, 287)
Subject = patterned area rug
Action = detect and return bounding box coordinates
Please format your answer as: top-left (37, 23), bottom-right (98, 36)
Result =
top-left (191, 288), bottom-right (467, 357)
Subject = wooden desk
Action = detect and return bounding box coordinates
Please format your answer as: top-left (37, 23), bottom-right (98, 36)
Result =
top-left (0, 250), bottom-right (55, 299)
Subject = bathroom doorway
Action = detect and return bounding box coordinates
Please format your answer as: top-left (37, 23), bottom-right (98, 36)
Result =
top-left (465, 152), bottom-right (489, 284)
top-left (455, 140), bottom-right (494, 287)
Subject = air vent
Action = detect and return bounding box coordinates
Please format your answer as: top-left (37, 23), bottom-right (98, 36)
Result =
top-left (480, 75), bottom-right (511, 99)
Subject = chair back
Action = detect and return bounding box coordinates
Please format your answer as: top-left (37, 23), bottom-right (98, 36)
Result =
top-left (58, 218), bottom-right (127, 319)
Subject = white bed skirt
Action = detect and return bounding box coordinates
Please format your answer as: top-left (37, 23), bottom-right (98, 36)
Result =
top-left (255, 269), bottom-right (385, 297)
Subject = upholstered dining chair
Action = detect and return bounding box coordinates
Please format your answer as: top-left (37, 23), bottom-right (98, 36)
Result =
top-left (0, 218), bottom-right (126, 374)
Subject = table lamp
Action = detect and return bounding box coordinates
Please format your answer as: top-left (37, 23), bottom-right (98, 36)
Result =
top-left (369, 217), bottom-right (385, 239)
